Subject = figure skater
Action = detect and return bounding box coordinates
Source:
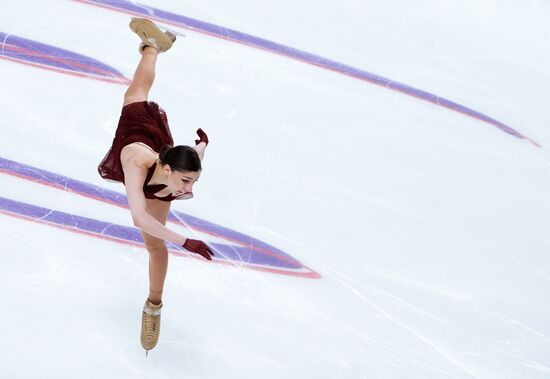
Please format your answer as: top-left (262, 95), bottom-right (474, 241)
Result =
top-left (98, 18), bottom-right (214, 355)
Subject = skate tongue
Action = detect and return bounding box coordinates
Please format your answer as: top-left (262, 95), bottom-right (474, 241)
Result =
top-left (144, 300), bottom-right (163, 316)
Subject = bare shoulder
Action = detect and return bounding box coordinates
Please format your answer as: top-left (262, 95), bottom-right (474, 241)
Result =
top-left (120, 142), bottom-right (158, 171)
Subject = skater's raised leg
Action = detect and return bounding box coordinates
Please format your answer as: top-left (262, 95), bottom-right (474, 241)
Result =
top-left (123, 47), bottom-right (158, 107)
top-left (124, 18), bottom-right (176, 107)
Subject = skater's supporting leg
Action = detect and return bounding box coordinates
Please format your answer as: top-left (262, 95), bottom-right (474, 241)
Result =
top-left (140, 200), bottom-right (171, 305)
top-left (123, 47), bottom-right (158, 107)
top-left (139, 202), bottom-right (168, 354)
top-left (147, 246), bottom-right (168, 305)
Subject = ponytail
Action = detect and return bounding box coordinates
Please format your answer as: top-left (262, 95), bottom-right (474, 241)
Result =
top-left (159, 144), bottom-right (173, 164)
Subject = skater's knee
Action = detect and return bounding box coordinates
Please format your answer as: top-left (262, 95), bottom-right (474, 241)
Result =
top-left (123, 87), bottom-right (148, 107)
top-left (142, 235), bottom-right (167, 256)
top-left (146, 243), bottom-right (167, 256)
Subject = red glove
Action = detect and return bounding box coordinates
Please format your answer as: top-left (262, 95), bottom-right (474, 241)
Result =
top-left (183, 238), bottom-right (214, 261)
top-left (195, 128), bottom-right (209, 146)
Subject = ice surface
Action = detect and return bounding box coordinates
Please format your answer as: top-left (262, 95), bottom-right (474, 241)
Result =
top-left (1, 0), bottom-right (550, 378)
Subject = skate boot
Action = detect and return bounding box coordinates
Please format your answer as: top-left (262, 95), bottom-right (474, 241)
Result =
top-left (129, 18), bottom-right (176, 54)
top-left (141, 299), bottom-right (163, 354)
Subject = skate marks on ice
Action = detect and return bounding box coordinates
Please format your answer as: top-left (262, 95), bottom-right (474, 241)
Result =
top-left (0, 213), bottom-right (59, 278)
top-left (119, 340), bottom-right (198, 377)
top-left (71, 0), bottom-right (539, 146)
top-left (325, 267), bottom-right (482, 379)
top-left (0, 157), bottom-right (320, 278)
top-left (119, 337), bottom-right (285, 378)
top-left (314, 250), bottom-right (550, 379)
top-left (0, 32), bottom-right (130, 84)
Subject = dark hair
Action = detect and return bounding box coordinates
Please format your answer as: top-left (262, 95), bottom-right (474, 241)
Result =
top-left (158, 145), bottom-right (202, 172)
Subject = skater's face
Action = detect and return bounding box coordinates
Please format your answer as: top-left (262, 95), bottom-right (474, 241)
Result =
top-left (164, 165), bottom-right (201, 197)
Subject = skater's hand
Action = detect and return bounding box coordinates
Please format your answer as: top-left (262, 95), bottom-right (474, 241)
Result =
top-left (194, 128), bottom-right (209, 146)
top-left (182, 238), bottom-right (214, 260)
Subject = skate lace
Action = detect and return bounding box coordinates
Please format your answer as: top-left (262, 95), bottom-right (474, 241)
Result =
top-left (143, 313), bottom-right (160, 340)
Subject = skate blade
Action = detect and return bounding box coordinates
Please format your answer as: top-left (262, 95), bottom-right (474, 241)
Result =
top-left (163, 26), bottom-right (186, 38)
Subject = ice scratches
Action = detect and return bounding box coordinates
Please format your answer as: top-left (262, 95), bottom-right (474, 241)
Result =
top-left (219, 229), bottom-right (255, 268)
top-left (518, 355), bottom-right (550, 374)
top-left (99, 222), bottom-right (116, 237)
top-left (209, 109), bottom-right (236, 121)
top-left (337, 359), bottom-right (443, 379)
top-left (1, 32), bottom-right (10, 54)
top-left (170, 211), bottom-right (251, 267)
top-left (352, 276), bottom-right (452, 325)
top-left (207, 337), bottom-right (284, 368)
top-left (390, 0), bottom-right (550, 76)
top-left (0, 216), bottom-right (59, 278)
top-left (131, 2), bottom-right (156, 18)
top-left (506, 320), bottom-right (549, 340)
top-left (374, 271), bottom-right (473, 301)
top-left (515, 259), bottom-right (550, 283)
top-left (171, 83), bottom-right (204, 99)
top-left (210, 230), bottom-right (248, 267)
top-left (33, 174), bottom-right (69, 223)
top-left (118, 341), bottom-right (156, 376)
top-left (315, 309), bottom-right (458, 379)
top-left (476, 304), bottom-right (550, 340)
top-left (324, 266), bottom-right (483, 379)
top-left (208, 341), bottom-right (237, 366)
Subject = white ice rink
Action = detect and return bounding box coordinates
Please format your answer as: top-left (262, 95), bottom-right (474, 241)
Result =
top-left (1, 1), bottom-right (550, 378)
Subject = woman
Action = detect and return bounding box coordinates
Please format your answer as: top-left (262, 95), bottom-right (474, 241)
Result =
top-left (98, 18), bottom-right (214, 355)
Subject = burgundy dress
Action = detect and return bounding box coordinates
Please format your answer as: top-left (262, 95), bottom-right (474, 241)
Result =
top-left (98, 101), bottom-right (191, 202)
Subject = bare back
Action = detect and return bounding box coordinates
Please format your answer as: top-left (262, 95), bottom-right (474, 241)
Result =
top-left (120, 142), bottom-right (173, 225)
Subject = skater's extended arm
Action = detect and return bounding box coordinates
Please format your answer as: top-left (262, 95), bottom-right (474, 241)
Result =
top-left (194, 142), bottom-right (207, 161)
top-left (124, 162), bottom-right (187, 244)
top-left (123, 160), bottom-right (214, 260)
top-left (193, 128), bottom-right (208, 161)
